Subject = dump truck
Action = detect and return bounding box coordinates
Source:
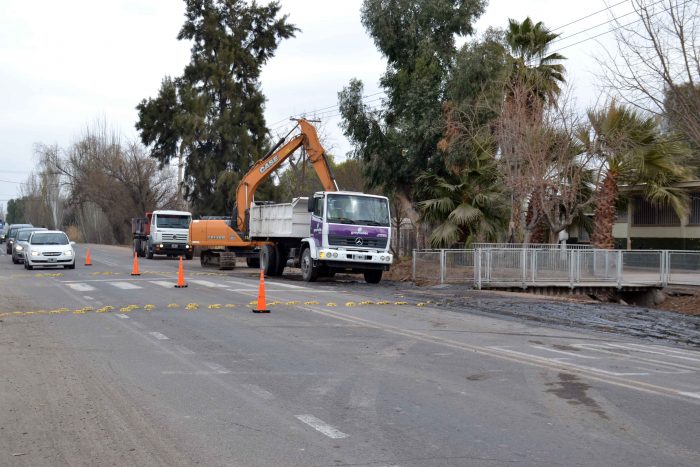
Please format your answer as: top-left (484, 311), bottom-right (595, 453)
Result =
top-left (132, 210), bottom-right (193, 259)
top-left (189, 119), bottom-right (393, 282)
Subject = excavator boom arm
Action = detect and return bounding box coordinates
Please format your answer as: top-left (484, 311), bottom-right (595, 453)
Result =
top-left (235, 119), bottom-right (338, 232)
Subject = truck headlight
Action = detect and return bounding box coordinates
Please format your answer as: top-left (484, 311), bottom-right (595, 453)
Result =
top-left (319, 251), bottom-right (325, 258)
top-left (159, 244), bottom-right (164, 248)
top-left (332, 252), bottom-right (338, 258)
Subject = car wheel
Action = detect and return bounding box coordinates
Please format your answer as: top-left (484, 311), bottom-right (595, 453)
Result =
top-left (65, 262), bottom-right (75, 270)
top-left (12, 256), bottom-right (19, 264)
top-left (300, 248), bottom-right (318, 282)
top-left (25, 261), bottom-right (33, 271)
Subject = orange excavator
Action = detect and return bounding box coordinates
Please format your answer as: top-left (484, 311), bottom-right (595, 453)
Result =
top-left (190, 118), bottom-right (339, 269)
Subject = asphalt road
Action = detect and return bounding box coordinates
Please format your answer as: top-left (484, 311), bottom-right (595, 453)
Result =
top-left (1, 244), bottom-right (699, 466)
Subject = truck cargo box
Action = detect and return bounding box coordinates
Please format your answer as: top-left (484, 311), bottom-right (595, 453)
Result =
top-left (249, 197), bottom-right (311, 239)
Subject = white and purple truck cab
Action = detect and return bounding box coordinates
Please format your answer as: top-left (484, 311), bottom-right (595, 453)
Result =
top-left (302, 191), bottom-right (392, 283)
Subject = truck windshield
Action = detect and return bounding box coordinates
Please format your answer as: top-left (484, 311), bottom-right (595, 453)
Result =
top-left (326, 194), bottom-right (390, 227)
top-left (155, 215), bottom-right (191, 229)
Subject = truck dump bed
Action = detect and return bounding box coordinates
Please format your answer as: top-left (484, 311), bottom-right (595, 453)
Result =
top-left (249, 197), bottom-right (311, 239)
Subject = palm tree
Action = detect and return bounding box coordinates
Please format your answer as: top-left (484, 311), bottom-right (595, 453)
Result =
top-left (505, 17), bottom-right (566, 114)
top-left (418, 146), bottom-right (508, 248)
top-left (582, 102), bottom-right (691, 249)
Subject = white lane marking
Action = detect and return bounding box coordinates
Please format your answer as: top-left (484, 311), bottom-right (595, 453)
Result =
top-left (487, 347), bottom-right (651, 376)
top-left (573, 344), bottom-right (700, 371)
top-left (266, 281), bottom-right (306, 289)
top-left (131, 321), bottom-right (145, 329)
top-left (67, 283), bottom-right (96, 292)
top-left (149, 332), bottom-right (169, 340)
top-left (61, 278), bottom-right (155, 283)
top-left (241, 384), bottom-right (274, 400)
top-left (162, 370), bottom-right (222, 375)
top-left (226, 279), bottom-right (258, 287)
top-left (295, 415), bottom-right (349, 439)
top-left (530, 345), bottom-right (599, 360)
top-left (116, 314), bottom-right (130, 319)
top-left (679, 392), bottom-right (700, 400)
top-left (604, 343), bottom-right (700, 363)
top-left (150, 280), bottom-right (174, 288)
top-left (190, 279), bottom-right (227, 288)
top-left (203, 362), bottom-right (230, 374)
top-left (226, 288), bottom-right (336, 293)
top-left (173, 344), bottom-right (195, 355)
top-left (111, 282), bottom-right (143, 290)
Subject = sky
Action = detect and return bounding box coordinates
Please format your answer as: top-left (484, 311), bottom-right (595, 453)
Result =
top-left (0, 0), bottom-right (638, 211)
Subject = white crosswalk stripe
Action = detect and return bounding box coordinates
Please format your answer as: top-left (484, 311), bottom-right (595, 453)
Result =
top-left (190, 279), bottom-right (227, 288)
top-left (110, 282), bottom-right (143, 290)
top-left (66, 283), bottom-right (97, 292)
top-left (150, 281), bottom-right (175, 288)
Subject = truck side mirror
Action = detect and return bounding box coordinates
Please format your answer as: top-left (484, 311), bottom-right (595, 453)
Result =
top-left (307, 197), bottom-right (315, 213)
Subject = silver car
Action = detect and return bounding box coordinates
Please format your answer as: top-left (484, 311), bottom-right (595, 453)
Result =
top-left (12, 227), bottom-right (47, 264)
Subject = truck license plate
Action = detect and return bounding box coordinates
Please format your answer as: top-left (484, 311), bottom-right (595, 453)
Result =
top-left (171, 244), bottom-right (179, 248)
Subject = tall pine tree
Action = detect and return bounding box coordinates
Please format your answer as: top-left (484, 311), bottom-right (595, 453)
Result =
top-left (136, 0), bottom-right (297, 215)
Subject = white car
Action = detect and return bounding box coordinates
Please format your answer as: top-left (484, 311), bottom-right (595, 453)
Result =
top-left (24, 230), bottom-right (76, 270)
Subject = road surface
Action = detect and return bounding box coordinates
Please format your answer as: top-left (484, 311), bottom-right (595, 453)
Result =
top-left (1, 244), bottom-right (698, 466)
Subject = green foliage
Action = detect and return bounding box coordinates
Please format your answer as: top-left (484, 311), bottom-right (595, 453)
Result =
top-left (505, 17), bottom-right (566, 105)
top-left (417, 144), bottom-right (508, 247)
top-left (136, 0), bottom-right (297, 216)
top-left (339, 0), bottom-right (486, 198)
top-left (6, 198), bottom-right (25, 224)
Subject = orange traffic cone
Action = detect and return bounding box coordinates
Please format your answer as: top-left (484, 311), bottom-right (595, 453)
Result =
top-left (131, 252), bottom-right (140, 276)
top-left (175, 256), bottom-right (188, 288)
top-left (252, 269), bottom-right (270, 313)
top-left (85, 248), bottom-right (92, 266)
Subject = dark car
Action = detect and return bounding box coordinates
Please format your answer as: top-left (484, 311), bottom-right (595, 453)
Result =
top-left (5, 224), bottom-right (33, 254)
top-left (12, 227), bottom-right (47, 264)
top-left (0, 224), bottom-right (8, 243)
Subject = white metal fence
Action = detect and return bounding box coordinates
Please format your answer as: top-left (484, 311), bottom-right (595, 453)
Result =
top-left (412, 247), bottom-right (700, 289)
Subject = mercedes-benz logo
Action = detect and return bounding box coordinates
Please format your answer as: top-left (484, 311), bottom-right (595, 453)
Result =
top-left (355, 237), bottom-right (363, 246)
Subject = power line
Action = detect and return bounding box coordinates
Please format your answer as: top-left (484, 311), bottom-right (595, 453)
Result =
top-left (551, 0), bottom-right (691, 53)
top-left (0, 179), bottom-right (24, 184)
top-left (551, 0), bottom-right (668, 47)
top-left (551, 0), bottom-right (630, 31)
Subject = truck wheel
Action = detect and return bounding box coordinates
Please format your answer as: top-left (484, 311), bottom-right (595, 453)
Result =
top-left (200, 252), bottom-right (211, 267)
top-left (363, 269), bottom-right (382, 284)
top-left (246, 257), bottom-right (260, 269)
top-left (272, 246), bottom-right (287, 276)
top-left (185, 253), bottom-right (193, 260)
top-left (146, 241), bottom-right (154, 259)
top-left (300, 248), bottom-right (318, 282)
top-left (260, 246), bottom-right (277, 276)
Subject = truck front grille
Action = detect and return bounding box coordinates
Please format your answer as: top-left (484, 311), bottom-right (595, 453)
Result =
top-left (328, 235), bottom-right (388, 249)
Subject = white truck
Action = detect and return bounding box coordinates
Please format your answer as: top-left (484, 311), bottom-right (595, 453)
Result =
top-left (249, 191), bottom-right (393, 283)
top-left (132, 210), bottom-right (193, 259)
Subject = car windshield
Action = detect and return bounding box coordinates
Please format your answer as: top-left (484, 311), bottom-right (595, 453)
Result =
top-left (30, 232), bottom-right (69, 245)
top-left (326, 194), bottom-right (390, 227)
top-left (17, 229), bottom-right (42, 241)
top-left (155, 215), bottom-right (191, 229)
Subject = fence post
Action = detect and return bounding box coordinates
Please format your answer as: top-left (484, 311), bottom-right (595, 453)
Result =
top-left (569, 250), bottom-right (574, 288)
top-left (475, 249), bottom-right (482, 289)
top-left (521, 248), bottom-right (527, 289)
top-left (662, 250), bottom-right (668, 287)
top-left (440, 249), bottom-right (445, 284)
top-left (412, 249), bottom-right (416, 282)
top-left (617, 250), bottom-right (623, 289)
